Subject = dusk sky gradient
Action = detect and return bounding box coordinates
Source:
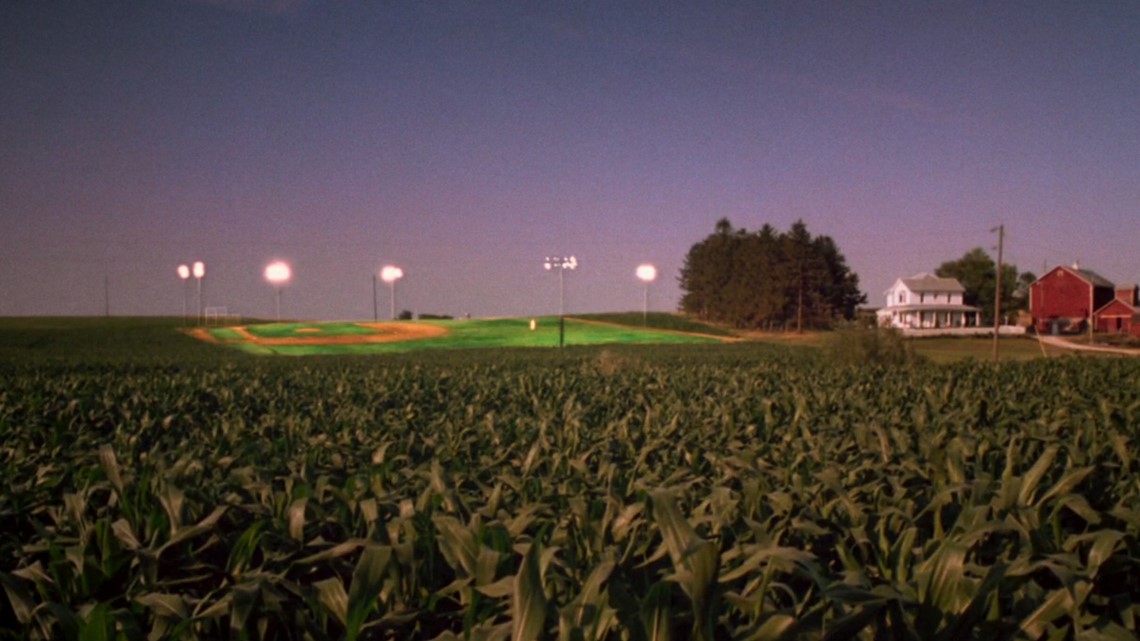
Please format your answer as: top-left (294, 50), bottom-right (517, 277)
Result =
top-left (3, 1), bottom-right (1138, 320)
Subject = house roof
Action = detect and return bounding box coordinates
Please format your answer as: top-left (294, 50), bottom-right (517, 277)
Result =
top-left (899, 273), bottom-right (965, 293)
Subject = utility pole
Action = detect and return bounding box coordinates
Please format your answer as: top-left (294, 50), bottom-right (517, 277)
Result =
top-left (991, 224), bottom-right (1004, 363)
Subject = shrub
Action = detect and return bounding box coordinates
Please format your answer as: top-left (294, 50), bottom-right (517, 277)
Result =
top-left (825, 325), bottom-right (923, 366)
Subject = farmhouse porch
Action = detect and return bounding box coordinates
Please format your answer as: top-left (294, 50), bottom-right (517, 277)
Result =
top-left (879, 304), bottom-right (979, 329)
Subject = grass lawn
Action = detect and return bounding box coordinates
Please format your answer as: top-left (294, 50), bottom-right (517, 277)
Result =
top-left (910, 335), bottom-right (1074, 363)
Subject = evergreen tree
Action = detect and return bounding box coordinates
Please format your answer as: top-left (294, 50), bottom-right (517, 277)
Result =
top-left (679, 219), bottom-right (866, 329)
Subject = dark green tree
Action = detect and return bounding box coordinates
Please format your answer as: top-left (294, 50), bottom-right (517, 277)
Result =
top-left (781, 220), bottom-right (829, 333)
top-left (814, 233), bottom-right (866, 321)
top-left (679, 219), bottom-right (866, 330)
top-left (935, 248), bottom-right (1034, 323)
top-left (678, 218), bottom-right (740, 321)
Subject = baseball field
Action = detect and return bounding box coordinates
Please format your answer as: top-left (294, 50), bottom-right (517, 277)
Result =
top-left (189, 315), bottom-right (729, 355)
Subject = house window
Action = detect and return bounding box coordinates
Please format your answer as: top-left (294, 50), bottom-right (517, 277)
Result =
top-left (898, 292), bottom-right (907, 304)
top-left (920, 293), bottom-right (925, 303)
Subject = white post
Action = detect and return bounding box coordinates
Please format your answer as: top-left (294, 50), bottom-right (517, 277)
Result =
top-left (380, 266), bottom-right (404, 320)
top-left (636, 264), bottom-right (657, 327)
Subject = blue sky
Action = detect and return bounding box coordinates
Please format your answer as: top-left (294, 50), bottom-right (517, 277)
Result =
top-left (2, 1), bottom-right (1138, 319)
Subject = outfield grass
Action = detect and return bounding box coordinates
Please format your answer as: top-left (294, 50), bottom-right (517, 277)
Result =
top-left (571, 311), bottom-right (738, 337)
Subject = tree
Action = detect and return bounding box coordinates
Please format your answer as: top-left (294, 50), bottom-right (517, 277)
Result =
top-left (679, 219), bottom-right (866, 330)
top-left (811, 233), bottom-right (865, 323)
top-left (1010, 271), bottom-right (1037, 312)
top-left (935, 248), bottom-right (1034, 323)
top-left (678, 218), bottom-right (740, 321)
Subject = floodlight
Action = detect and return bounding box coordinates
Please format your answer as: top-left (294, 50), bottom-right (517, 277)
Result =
top-left (264, 261), bottom-right (292, 320)
top-left (545, 256), bottom-right (578, 271)
top-left (380, 265), bottom-right (404, 283)
top-left (188, 261), bottom-right (206, 325)
top-left (636, 263), bottom-right (657, 325)
top-left (264, 261), bottom-right (292, 284)
top-left (177, 264), bottom-right (192, 323)
top-left (543, 255), bottom-right (578, 348)
top-left (380, 265), bottom-right (404, 319)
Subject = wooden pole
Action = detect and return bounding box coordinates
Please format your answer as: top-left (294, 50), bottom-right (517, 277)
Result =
top-left (992, 224), bottom-right (1003, 363)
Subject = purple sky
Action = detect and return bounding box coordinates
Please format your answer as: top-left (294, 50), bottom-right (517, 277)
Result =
top-left (2, 1), bottom-right (1138, 319)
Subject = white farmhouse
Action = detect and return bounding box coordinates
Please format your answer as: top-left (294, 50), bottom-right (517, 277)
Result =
top-left (876, 273), bottom-right (980, 329)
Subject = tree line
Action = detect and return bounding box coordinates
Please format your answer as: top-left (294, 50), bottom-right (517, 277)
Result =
top-left (935, 247), bottom-right (1035, 324)
top-left (678, 219), bottom-right (866, 331)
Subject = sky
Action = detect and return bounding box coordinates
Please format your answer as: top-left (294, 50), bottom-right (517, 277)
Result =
top-left (2, 1), bottom-right (1138, 320)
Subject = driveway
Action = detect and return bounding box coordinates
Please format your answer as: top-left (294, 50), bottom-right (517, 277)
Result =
top-left (1037, 334), bottom-right (1140, 356)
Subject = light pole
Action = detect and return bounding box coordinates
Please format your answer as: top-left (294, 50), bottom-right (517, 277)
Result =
top-left (636, 263), bottom-right (657, 326)
top-left (544, 255), bottom-right (577, 348)
top-left (177, 264), bottom-right (191, 324)
top-left (372, 274), bottom-right (378, 322)
top-left (192, 261), bottom-right (205, 325)
top-left (380, 265), bottom-right (404, 320)
top-left (991, 224), bottom-right (1004, 363)
top-left (264, 261), bottom-right (292, 321)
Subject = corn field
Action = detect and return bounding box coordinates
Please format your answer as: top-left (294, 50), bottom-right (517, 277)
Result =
top-left (1, 348), bottom-right (1139, 640)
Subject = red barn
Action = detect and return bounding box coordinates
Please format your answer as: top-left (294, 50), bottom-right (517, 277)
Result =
top-left (1095, 286), bottom-right (1140, 335)
top-left (1028, 264), bottom-right (1116, 334)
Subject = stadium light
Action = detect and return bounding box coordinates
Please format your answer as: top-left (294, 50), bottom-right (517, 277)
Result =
top-left (544, 255), bottom-right (577, 348)
top-left (636, 263), bottom-right (657, 326)
top-left (264, 260), bottom-right (292, 321)
top-left (380, 265), bottom-right (403, 320)
top-left (191, 261), bottom-right (205, 325)
top-left (177, 264), bottom-right (191, 323)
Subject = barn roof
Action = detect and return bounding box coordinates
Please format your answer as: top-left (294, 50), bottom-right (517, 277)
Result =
top-left (1095, 298), bottom-right (1138, 317)
top-left (1072, 268), bottom-right (1115, 288)
top-left (899, 273), bottom-right (966, 293)
top-left (1032, 265), bottom-right (1116, 289)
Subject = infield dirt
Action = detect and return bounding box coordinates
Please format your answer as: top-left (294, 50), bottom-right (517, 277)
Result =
top-left (189, 322), bottom-right (448, 346)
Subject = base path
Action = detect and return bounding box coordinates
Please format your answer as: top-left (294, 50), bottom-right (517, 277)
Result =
top-left (190, 322), bottom-right (448, 346)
